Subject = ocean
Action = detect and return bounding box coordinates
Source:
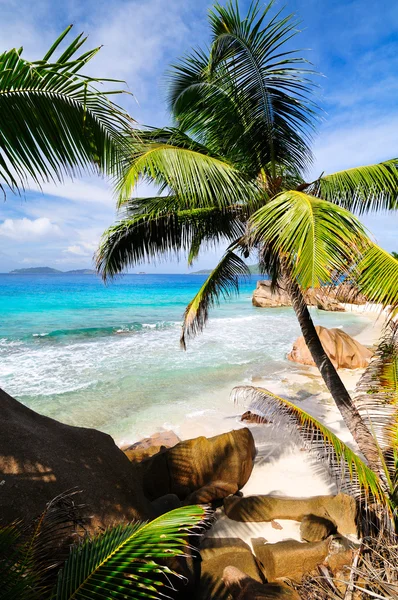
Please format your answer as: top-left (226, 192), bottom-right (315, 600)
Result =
top-left (0, 273), bottom-right (370, 445)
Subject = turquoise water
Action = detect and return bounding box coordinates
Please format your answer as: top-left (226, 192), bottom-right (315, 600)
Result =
top-left (0, 274), bottom-right (368, 443)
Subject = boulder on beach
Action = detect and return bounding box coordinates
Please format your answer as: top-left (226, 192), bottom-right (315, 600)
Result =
top-left (139, 428), bottom-right (256, 502)
top-left (252, 537), bottom-right (330, 582)
top-left (0, 387), bottom-right (153, 530)
top-left (223, 493), bottom-right (357, 535)
top-left (252, 280), bottom-right (346, 311)
top-left (196, 538), bottom-right (263, 600)
top-left (300, 514), bottom-right (337, 542)
top-left (222, 567), bottom-right (300, 600)
top-left (122, 430), bottom-right (181, 462)
top-left (287, 325), bottom-right (373, 369)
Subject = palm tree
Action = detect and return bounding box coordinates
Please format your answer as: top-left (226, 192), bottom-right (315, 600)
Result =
top-left (0, 25), bottom-right (133, 194)
top-left (96, 1), bottom-right (398, 475)
top-left (0, 492), bottom-right (208, 600)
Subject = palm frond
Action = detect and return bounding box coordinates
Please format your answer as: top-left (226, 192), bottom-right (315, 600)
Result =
top-left (355, 244), bottom-right (398, 316)
top-left (0, 26), bottom-right (133, 193)
top-left (116, 129), bottom-right (258, 208)
top-left (96, 206), bottom-right (244, 280)
top-left (205, 0), bottom-right (319, 173)
top-left (0, 523), bottom-right (36, 600)
top-left (249, 190), bottom-right (369, 289)
top-left (354, 325), bottom-right (398, 489)
top-left (55, 505), bottom-right (209, 600)
top-left (314, 160), bottom-right (398, 214)
top-left (21, 490), bottom-right (87, 594)
top-left (181, 246), bottom-right (250, 349)
top-left (231, 385), bottom-right (391, 528)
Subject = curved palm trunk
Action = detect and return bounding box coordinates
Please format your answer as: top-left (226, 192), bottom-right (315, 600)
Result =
top-left (286, 276), bottom-right (382, 475)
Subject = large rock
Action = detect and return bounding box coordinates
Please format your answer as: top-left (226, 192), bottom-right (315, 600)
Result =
top-left (223, 494), bottom-right (357, 535)
top-left (196, 538), bottom-right (263, 600)
top-left (0, 388), bottom-right (153, 530)
top-left (122, 430), bottom-right (181, 462)
top-left (223, 567), bottom-right (301, 599)
top-left (252, 537), bottom-right (330, 582)
top-left (252, 280), bottom-right (292, 308)
top-left (252, 280), bottom-right (344, 311)
top-left (252, 280), bottom-right (366, 310)
top-left (300, 514), bottom-right (337, 542)
top-left (139, 428), bottom-right (256, 502)
top-left (287, 326), bottom-right (373, 369)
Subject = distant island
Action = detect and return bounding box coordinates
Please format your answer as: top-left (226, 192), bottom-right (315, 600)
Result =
top-left (191, 263), bottom-right (262, 275)
top-left (9, 267), bottom-right (96, 275)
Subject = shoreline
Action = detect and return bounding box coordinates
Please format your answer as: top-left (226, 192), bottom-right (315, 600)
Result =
top-left (120, 308), bottom-right (384, 548)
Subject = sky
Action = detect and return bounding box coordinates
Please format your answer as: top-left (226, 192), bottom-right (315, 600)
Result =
top-left (1, 0), bottom-right (398, 273)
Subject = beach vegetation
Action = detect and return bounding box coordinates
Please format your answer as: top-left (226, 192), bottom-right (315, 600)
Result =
top-left (0, 25), bottom-right (133, 195)
top-left (0, 494), bottom-right (207, 600)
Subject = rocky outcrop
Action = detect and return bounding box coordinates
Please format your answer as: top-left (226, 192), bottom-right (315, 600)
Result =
top-left (139, 428), bottom-right (256, 503)
top-left (241, 411), bottom-right (271, 424)
top-left (252, 280), bottom-right (292, 307)
top-left (0, 388), bottom-right (153, 530)
top-left (300, 514), bottom-right (337, 542)
top-left (223, 493), bottom-right (357, 535)
top-left (252, 537), bottom-right (330, 582)
top-left (222, 567), bottom-right (300, 599)
top-left (122, 430), bottom-right (180, 462)
top-left (252, 280), bottom-right (365, 310)
top-left (196, 538), bottom-right (263, 600)
top-left (287, 326), bottom-right (373, 369)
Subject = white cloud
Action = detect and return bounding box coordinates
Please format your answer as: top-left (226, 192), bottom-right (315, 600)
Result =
top-left (0, 217), bottom-right (61, 241)
top-left (311, 114), bottom-right (398, 176)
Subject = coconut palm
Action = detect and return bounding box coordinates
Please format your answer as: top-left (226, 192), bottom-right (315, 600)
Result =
top-left (96, 1), bottom-right (398, 475)
top-left (0, 492), bottom-right (208, 600)
top-left (0, 25), bottom-right (133, 194)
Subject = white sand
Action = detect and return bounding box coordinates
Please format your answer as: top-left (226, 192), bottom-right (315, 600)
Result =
top-left (204, 311), bottom-right (384, 548)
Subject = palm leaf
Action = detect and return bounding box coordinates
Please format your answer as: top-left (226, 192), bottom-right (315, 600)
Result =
top-left (206, 0), bottom-right (318, 174)
top-left (0, 26), bottom-right (132, 193)
top-left (0, 523), bottom-right (36, 600)
top-left (55, 505), bottom-right (209, 600)
top-left (96, 206), bottom-right (244, 280)
top-left (355, 244), bottom-right (398, 317)
top-left (181, 246), bottom-right (250, 349)
top-left (20, 490), bottom-right (87, 595)
top-left (314, 160), bottom-right (398, 214)
top-left (354, 325), bottom-right (398, 490)
top-left (249, 190), bottom-right (369, 289)
top-left (231, 385), bottom-right (391, 528)
top-left (116, 129), bottom-right (257, 208)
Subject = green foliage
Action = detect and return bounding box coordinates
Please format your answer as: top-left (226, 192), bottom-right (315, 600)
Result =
top-left (356, 245), bottom-right (398, 317)
top-left (181, 246), bottom-right (250, 348)
top-left (97, 204), bottom-right (245, 280)
top-left (315, 160), bottom-right (398, 214)
top-left (0, 502), bottom-right (208, 600)
top-left (0, 25), bottom-right (132, 194)
top-left (249, 190), bottom-right (369, 289)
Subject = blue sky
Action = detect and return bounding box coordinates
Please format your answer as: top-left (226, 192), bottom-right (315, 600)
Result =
top-left (1, 0), bottom-right (398, 273)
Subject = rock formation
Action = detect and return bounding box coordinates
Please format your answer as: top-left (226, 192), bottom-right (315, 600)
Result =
top-left (223, 493), bottom-right (357, 535)
top-left (287, 325), bottom-right (373, 369)
top-left (138, 428), bottom-right (256, 503)
top-left (252, 280), bottom-right (366, 310)
top-left (0, 388), bottom-right (153, 530)
top-left (122, 430), bottom-right (181, 462)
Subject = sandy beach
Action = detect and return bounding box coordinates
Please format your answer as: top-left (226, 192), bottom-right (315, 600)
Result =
top-left (179, 308), bottom-right (385, 549)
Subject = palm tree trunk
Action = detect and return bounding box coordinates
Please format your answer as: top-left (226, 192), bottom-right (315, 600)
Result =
top-left (285, 276), bottom-right (382, 475)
